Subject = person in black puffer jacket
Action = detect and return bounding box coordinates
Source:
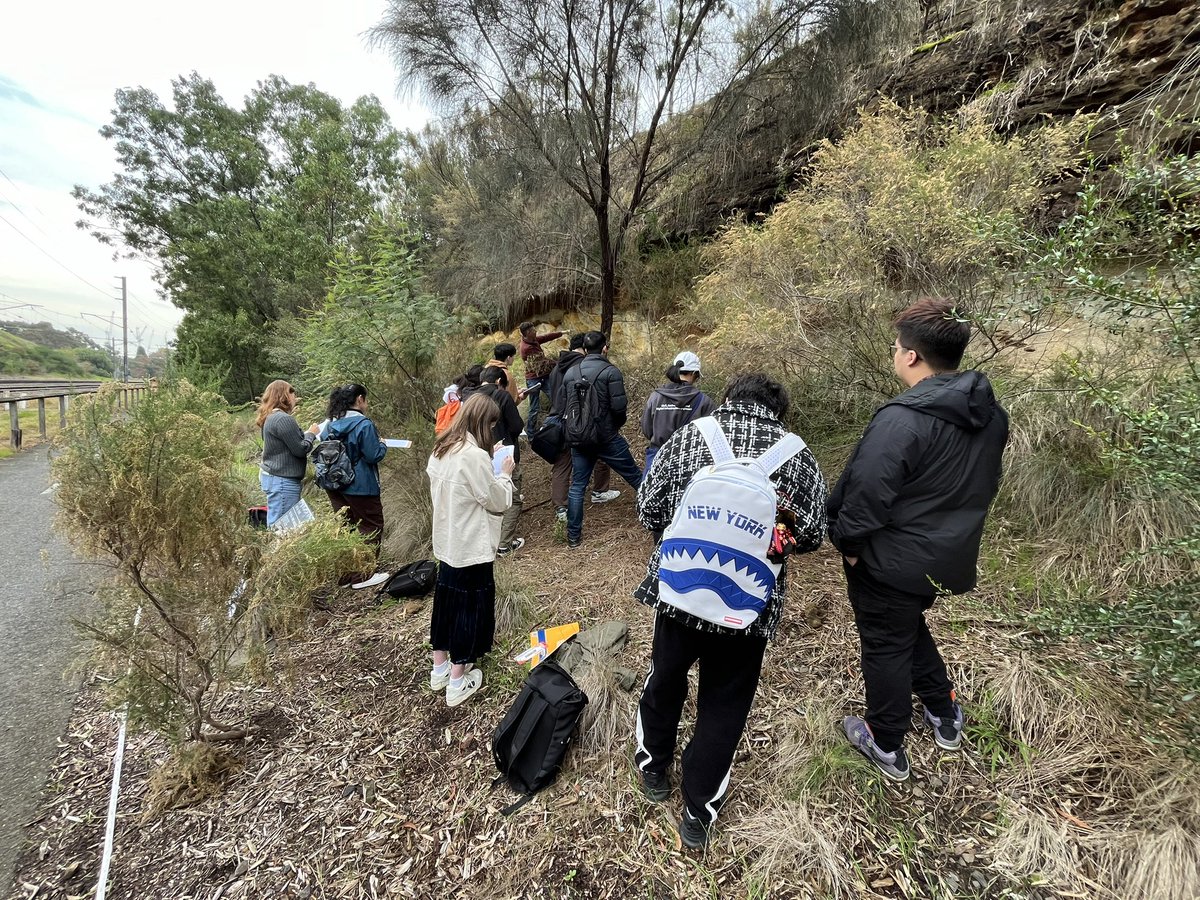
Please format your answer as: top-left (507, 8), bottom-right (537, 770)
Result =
top-left (830, 298), bottom-right (1009, 784)
top-left (563, 331), bottom-right (643, 548)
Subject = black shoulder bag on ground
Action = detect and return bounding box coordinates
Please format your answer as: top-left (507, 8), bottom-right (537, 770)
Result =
top-left (377, 560), bottom-right (438, 600)
top-left (491, 654), bottom-right (588, 814)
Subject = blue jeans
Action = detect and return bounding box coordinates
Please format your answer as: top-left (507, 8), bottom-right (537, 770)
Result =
top-left (260, 472), bottom-right (302, 526)
top-left (525, 379), bottom-right (546, 437)
top-left (644, 445), bottom-right (659, 472)
top-left (567, 434), bottom-right (643, 542)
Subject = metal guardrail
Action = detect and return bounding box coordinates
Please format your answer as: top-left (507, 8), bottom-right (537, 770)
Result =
top-left (1, 378), bottom-right (148, 451)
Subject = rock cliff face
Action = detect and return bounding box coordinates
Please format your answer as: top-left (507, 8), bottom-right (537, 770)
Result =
top-left (678, 0), bottom-right (1199, 233)
top-left (881, 0), bottom-right (1198, 132)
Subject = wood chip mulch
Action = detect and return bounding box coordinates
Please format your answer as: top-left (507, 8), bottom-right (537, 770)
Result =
top-left (9, 452), bottom-right (1200, 900)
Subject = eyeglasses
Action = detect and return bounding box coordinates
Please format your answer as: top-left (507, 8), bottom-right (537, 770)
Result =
top-left (891, 342), bottom-right (920, 360)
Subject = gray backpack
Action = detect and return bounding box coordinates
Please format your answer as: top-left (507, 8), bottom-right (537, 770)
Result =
top-left (311, 438), bottom-right (355, 491)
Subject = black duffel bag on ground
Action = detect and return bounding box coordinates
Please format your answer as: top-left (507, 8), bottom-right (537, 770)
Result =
top-left (377, 560), bottom-right (438, 600)
top-left (530, 415), bottom-right (566, 463)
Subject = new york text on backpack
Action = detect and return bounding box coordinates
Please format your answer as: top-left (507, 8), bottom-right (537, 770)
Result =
top-left (656, 417), bottom-right (806, 629)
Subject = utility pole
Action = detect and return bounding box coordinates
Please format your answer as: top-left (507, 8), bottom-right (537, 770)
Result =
top-left (117, 276), bottom-right (128, 382)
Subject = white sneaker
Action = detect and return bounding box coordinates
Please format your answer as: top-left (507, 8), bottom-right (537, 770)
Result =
top-left (446, 669), bottom-right (484, 707)
top-left (555, 507), bottom-right (567, 522)
top-left (352, 572), bottom-right (390, 590)
top-left (591, 489), bottom-right (621, 504)
top-left (430, 662), bottom-right (472, 691)
top-left (430, 666), bottom-right (451, 691)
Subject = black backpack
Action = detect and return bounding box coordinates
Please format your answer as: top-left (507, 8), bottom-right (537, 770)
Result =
top-left (492, 656), bottom-right (588, 814)
top-left (312, 438), bottom-right (355, 491)
top-left (563, 362), bottom-right (613, 450)
top-left (377, 560), bottom-right (438, 599)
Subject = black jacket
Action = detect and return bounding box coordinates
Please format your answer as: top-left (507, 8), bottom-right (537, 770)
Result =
top-left (547, 350), bottom-right (585, 418)
top-left (465, 383), bottom-right (524, 464)
top-left (827, 371), bottom-right (1009, 596)
top-left (564, 353), bottom-right (628, 442)
top-left (641, 382), bottom-right (717, 449)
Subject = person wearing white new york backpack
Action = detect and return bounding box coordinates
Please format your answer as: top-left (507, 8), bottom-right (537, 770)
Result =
top-left (631, 374), bottom-right (827, 849)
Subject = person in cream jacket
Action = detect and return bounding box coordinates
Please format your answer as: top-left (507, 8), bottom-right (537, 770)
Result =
top-left (425, 393), bottom-right (515, 707)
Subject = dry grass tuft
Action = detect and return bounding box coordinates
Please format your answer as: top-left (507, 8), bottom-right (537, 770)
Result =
top-left (991, 804), bottom-right (1089, 890)
top-left (574, 652), bottom-right (638, 754)
top-left (733, 802), bottom-right (857, 899)
top-left (1116, 823), bottom-right (1200, 900)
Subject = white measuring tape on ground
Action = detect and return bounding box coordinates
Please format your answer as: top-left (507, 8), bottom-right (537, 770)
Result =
top-left (95, 606), bottom-right (140, 900)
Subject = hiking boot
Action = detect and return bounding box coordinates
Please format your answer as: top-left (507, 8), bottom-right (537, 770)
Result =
top-left (567, 537), bottom-right (582, 549)
top-left (923, 701), bottom-right (965, 751)
top-left (446, 669), bottom-right (483, 707)
top-left (679, 810), bottom-right (710, 850)
top-left (591, 489), bottom-right (621, 504)
top-left (843, 716), bottom-right (910, 782)
top-left (555, 507), bottom-right (567, 522)
top-left (640, 769), bottom-right (670, 803)
top-left (496, 537), bottom-right (526, 557)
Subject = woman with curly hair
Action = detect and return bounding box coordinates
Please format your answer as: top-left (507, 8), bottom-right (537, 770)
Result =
top-left (256, 380), bottom-right (320, 526)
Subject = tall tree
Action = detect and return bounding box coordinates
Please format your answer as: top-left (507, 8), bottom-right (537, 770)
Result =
top-left (75, 74), bottom-right (402, 398)
top-left (372, 0), bottom-right (858, 334)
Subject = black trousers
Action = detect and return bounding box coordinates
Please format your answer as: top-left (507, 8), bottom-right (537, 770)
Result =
top-left (845, 561), bottom-right (955, 752)
top-left (635, 612), bottom-right (767, 826)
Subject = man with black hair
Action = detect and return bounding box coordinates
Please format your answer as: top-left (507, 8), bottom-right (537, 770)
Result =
top-left (829, 298), bottom-right (1008, 782)
top-left (633, 373), bottom-right (827, 849)
top-left (478, 366), bottom-right (526, 556)
top-left (544, 333), bottom-right (614, 520)
top-left (487, 343), bottom-right (521, 404)
top-left (564, 331), bottom-right (642, 548)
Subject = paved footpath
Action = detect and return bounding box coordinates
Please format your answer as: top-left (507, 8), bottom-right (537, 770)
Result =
top-left (0, 448), bottom-right (96, 897)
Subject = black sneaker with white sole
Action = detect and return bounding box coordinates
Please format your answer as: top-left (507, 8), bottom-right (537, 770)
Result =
top-left (496, 537), bottom-right (526, 557)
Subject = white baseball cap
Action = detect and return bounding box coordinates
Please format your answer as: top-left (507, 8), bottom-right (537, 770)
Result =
top-left (673, 351), bottom-right (702, 373)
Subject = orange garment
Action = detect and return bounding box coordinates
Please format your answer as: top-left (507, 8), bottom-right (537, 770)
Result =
top-left (435, 398), bottom-right (461, 435)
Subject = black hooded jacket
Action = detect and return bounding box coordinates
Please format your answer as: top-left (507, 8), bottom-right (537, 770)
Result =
top-left (547, 350), bottom-right (585, 418)
top-left (827, 371), bottom-right (1009, 596)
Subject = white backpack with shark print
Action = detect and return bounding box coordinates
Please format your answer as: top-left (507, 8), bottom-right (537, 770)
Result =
top-left (657, 418), bottom-right (806, 630)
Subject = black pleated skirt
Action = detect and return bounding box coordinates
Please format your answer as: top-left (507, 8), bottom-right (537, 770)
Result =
top-left (429, 561), bottom-right (496, 664)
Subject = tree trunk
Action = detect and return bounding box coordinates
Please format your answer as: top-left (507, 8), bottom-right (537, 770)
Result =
top-left (596, 207), bottom-right (616, 337)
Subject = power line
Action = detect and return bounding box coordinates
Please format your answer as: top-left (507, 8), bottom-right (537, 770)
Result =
top-left (0, 165), bottom-right (51, 221)
top-left (0, 182), bottom-right (54, 241)
top-left (0, 210), bottom-right (115, 300)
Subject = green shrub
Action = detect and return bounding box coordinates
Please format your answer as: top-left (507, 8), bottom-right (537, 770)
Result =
top-left (53, 379), bottom-right (375, 743)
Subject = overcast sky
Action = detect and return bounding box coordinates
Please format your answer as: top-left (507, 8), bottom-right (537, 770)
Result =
top-left (0, 0), bottom-right (426, 351)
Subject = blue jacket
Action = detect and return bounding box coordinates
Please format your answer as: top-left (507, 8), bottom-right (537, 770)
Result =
top-left (320, 411), bottom-right (387, 496)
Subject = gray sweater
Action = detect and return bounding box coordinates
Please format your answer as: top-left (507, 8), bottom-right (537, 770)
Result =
top-left (261, 410), bottom-right (315, 479)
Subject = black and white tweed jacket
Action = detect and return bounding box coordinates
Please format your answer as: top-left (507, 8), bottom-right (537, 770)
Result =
top-left (633, 400), bottom-right (828, 640)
